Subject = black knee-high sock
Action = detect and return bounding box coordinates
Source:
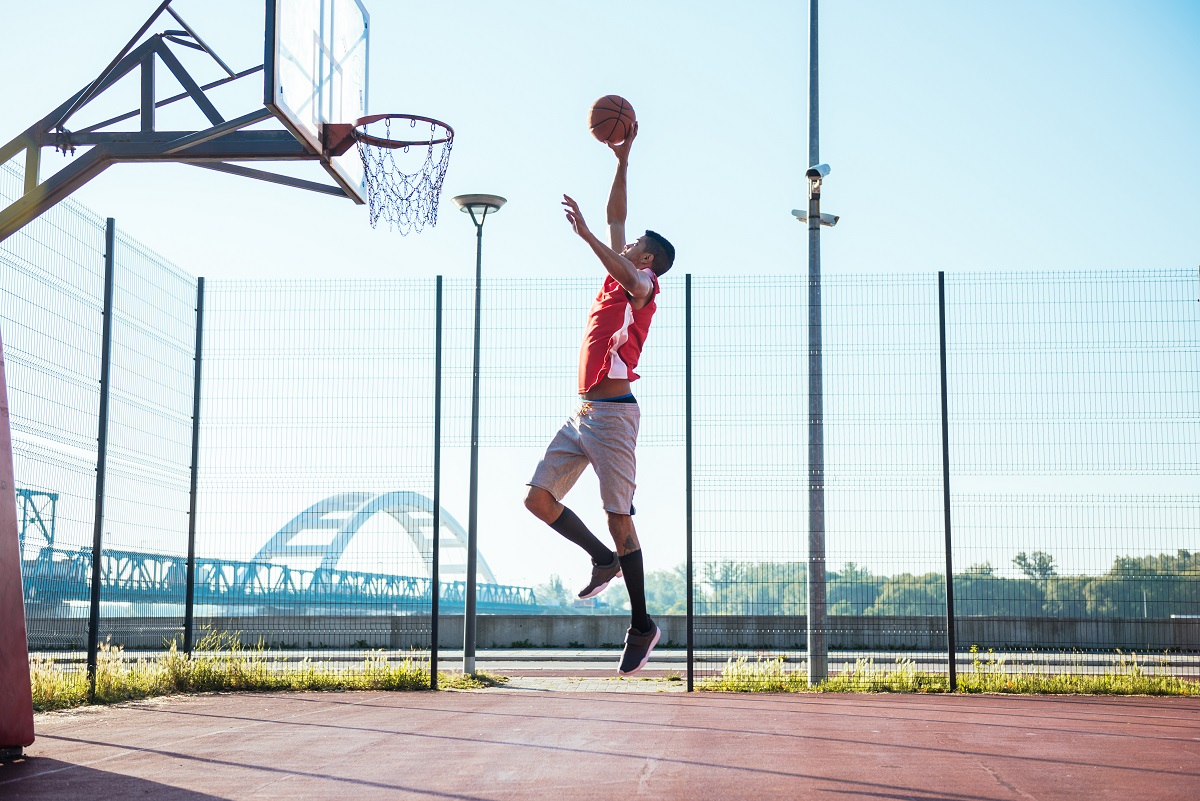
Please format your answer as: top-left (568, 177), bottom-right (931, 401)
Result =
top-left (549, 506), bottom-right (616, 565)
top-left (618, 549), bottom-right (651, 632)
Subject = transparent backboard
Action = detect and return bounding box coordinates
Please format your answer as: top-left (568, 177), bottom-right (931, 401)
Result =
top-left (265, 0), bottom-right (370, 203)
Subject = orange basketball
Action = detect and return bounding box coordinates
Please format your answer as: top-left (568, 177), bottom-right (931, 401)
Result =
top-left (588, 95), bottom-right (636, 145)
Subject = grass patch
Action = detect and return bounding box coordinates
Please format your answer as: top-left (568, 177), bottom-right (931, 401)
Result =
top-left (956, 646), bottom-right (1200, 696)
top-left (697, 648), bottom-right (1200, 696)
top-left (438, 670), bottom-right (510, 690)
top-left (30, 631), bottom-right (508, 713)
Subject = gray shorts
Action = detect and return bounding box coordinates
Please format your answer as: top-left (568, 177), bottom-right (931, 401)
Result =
top-left (528, 398), bottom-right (641, 515)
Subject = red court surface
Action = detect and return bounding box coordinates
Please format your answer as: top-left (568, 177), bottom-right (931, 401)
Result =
top-left (2, 689), bottom-right (1198, 800)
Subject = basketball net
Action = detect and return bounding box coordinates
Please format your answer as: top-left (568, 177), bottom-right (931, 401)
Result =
top-left (355, 116), bottom-right (454, 235)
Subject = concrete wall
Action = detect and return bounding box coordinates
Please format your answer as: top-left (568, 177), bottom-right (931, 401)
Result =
top-left (29, 615), bottom-right (1200, 652)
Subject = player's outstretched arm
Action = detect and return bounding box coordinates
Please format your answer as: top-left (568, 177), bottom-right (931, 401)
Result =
top-left (606, 121), bottom-right (637, 252)
top-left (564, 194), bottom-right (653, 303)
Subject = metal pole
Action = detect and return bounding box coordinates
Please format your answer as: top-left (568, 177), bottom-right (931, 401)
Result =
top-left (805, 0), bottom-right (828, 684)
top-left (431, 276), bottom-right (443, 689)
top-left (87, 217), bottom-right (117, 702)
top-left (183, 277), bottom-right (204, 653)
top-left (809, 0), bottom-right (820, 170)
top-left (464, 213), bottom-right (485, 675)
top-left (685, 273), bottom-right (695, 692)
top-left (938, 271), bottom-right (957, 691)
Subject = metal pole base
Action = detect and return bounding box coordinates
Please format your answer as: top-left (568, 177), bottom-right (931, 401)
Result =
top-left (463, 656), bottom-right (476, 675)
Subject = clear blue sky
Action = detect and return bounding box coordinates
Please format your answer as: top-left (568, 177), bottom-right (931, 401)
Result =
top-left (2, 1), bottom-right (1197, 283)
top-left (2, 1), bottom-right (1198, 591)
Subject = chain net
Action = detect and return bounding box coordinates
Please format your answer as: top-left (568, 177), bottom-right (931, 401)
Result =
top-left (356, 117), bottom-right (453, 235)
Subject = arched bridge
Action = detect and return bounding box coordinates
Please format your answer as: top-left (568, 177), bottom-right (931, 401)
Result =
top-left (19, 489), bottom-right (537, 613)
top-left (254, 490), bottom-right (497, 584)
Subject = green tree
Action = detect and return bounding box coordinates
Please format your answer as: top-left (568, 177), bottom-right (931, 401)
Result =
top-left (954, 573), bottom-right (1046, 616)
top-left (1013, 551), bottom-right (1057, 580)
top-left (1041, 576), bottom-right (1089, 616)
top-left (1082, 551), bottom-right (1200, 618)
top-left (644, 564), bottom-right (687, 616)
top-left (700, 561), bottom-right (807, 615)
top-left (866, 573), bottom-right (945, 616)
top-left (532, 574), bottom-right (573, 608)
top-left (828, 562), bottom-right (883, 615)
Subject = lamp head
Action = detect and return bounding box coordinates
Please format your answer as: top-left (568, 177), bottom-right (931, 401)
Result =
top-left (453, 194), bottom-right (507, 224)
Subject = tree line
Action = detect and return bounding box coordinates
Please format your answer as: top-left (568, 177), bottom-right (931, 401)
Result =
top-left (533, 550), bottom-right (1200, 618)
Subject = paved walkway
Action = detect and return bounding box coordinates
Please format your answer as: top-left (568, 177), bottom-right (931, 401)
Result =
top-left (3, 690), bottom-right (1198, 800)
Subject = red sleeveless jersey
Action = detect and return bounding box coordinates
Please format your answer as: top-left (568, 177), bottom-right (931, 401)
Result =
top-left (578, 269), bottom-right (660, 394)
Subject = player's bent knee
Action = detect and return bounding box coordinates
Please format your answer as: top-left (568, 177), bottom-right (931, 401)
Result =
top-left (524, 486), bottom-right (557, 520)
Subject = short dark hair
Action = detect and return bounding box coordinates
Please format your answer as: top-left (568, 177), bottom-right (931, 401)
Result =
top-left (643, 230), bottom-right (675, 276)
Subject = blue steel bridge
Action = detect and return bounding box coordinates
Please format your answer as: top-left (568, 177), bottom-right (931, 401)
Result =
top-left (18, 490), bottom-right (539, 614)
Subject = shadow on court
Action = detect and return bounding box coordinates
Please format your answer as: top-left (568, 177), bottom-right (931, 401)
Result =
top-left (0, 757), bottom-right (228, 800)
top-left (3, 690), bottom-right (1198, 800)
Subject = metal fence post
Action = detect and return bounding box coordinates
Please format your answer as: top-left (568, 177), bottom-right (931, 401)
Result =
top-left (431, 276), bottom-right (442, 689)
top-left (685, 273), bottom-right (694, 692)
top-left (938, 271), bottom-right (957, 691)
top-left (87, 217), bottom-right (117, 701)
top-left (805, 0), bottom-right (828, 685)
top-left (184, 276), bottom-right (204, 653)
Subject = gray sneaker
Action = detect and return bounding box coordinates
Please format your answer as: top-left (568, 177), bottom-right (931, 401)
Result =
top-left (618, 619), bottom-right (661, 676)
top-left (578, 553), bottom-right (621, 599)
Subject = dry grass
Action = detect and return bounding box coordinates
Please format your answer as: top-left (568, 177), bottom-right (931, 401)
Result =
top-left (30, 631), bottom-right (506, 712)
top-left (697, 647), bottom-right (1200, 695)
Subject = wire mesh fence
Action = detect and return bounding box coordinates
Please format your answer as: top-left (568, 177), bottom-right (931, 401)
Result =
top-left (94, 228), bottom-right (197, 653)
top-left (943, 270), bottom-right (1200, 685)
top-left (194, 280), bottom-right (438, 664)
top-left (2, 172), bottom-right (1197, 690)
top-left (689, 276), bottom-right (811, 678)
top-left (1, 169), bottom-right (105, 655)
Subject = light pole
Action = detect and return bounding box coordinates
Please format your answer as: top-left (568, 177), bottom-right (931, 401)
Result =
top-left (452, 193), bottom-right (505, 675)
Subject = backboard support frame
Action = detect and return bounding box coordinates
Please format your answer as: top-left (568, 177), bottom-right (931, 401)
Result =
top-left (0, 1), bottom-right (374, 245)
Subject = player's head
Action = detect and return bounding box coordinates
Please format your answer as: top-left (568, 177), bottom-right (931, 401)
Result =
top-left (626, 230), bottom-right (674, 276)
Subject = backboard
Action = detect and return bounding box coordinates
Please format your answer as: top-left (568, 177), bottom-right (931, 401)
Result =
top-left (265, 0), bottom-right (370, 204)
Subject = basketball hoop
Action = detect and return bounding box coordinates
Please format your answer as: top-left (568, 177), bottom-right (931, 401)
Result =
top-left (329, 113), bottom-right (454, 235)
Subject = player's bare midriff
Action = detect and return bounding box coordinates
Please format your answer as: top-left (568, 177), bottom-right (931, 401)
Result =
top-left (582, 376), bottom-right (633, 401)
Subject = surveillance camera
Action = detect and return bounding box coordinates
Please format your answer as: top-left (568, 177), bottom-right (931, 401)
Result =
top-left (806, 164), bottom-right (831, 179)
top-left (791, 209), bottom-right (840, 227)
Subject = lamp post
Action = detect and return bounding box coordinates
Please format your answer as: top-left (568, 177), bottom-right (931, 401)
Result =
top-left (452, 193), bottom-right (506, 675)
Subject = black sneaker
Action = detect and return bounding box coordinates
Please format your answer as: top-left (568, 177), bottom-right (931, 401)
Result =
top-left (578, 553), bottom-right (622, 599)
top-left (618, 619), bottom-right (661, 676)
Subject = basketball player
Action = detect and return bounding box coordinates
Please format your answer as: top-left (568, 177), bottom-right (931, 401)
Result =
top-left (524, 122), bottom-right (675, 676)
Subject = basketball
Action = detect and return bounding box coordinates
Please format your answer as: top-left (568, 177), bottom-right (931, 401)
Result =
top-left (588, 95), bottom-right (636, 145)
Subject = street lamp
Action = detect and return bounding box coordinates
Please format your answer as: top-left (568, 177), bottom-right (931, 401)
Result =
top-left (452, 193), bottom-right (506, 675)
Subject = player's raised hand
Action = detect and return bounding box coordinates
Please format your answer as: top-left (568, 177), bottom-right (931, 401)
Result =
top-left (608, 120), bottom-right (638, 161)
top-left (562, 194), bottom-right (592, 238)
